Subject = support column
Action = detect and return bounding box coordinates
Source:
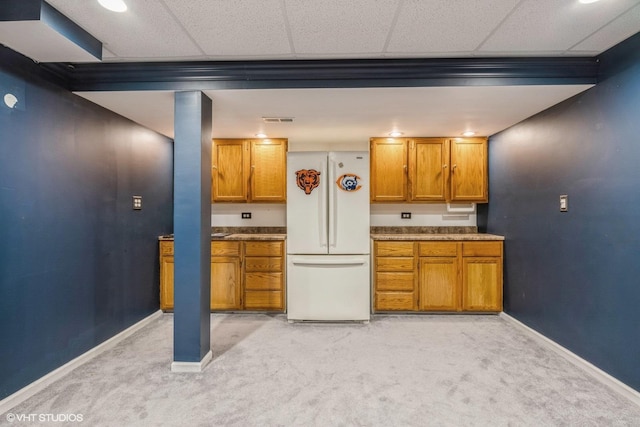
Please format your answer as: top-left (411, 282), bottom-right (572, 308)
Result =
top-left (172, 91), bottom-right (212, 372)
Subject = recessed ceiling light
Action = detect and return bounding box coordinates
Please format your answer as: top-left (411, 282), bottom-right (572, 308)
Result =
top-left (4, 93), bottom-right (18, 109)
top-left (578, 0), bottom-right (600, 4)
top-left (462, 131), bottom-right (476, 137)
top-left (98, 0), bottom-right (128, 12)
top-left (255, 133), bottom-right (267, 138)
top-left (388, 131), bottom-right (404, 137)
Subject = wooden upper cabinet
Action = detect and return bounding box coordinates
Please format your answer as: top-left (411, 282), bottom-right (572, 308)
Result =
top-left (212, 139), bottom-right (249, 202)
top-left (212, 138), bottom-right (287, 203)
top-left (370, 136), bottom-right (488, 203)
top-left (249, 139), bottom-right (287, 202)
top-left (370, 138), bottom-right (408, 202)
top-left (450, 137), bottom-right (488, 202)
top-left (409, 138), bottom-right (449, 201)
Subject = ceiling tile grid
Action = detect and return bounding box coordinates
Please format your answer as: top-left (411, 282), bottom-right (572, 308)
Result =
top-left (163, 0), bottom-right (293, 58)
top-left (284, 0), bottom-right (400, 55)
top-left (48, 0), bottom-right (203, 59)
top-left (386, 0), bottom-right (521, 54)
top-left (479, 0), bottom-right (640, 54)
top-left (571, 3), bottom-right (640, 53)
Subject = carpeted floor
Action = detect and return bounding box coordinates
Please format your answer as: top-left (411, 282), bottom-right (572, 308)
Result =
top-left (3, 314), bottom-right (640, 426)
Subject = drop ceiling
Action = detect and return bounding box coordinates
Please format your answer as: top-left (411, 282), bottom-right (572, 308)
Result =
top-left (20, 0), bottom-right (640, 142)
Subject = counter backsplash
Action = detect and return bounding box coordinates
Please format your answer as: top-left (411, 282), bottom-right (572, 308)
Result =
top-left (211, 226), bottom-right (287, 234)
top-left (370, 226), bottom-right (478, 234)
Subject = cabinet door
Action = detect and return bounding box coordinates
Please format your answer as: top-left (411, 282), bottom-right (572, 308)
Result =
top-left (370, 138), bottom-right (408, 202)
top-left (410, 138), bottom-right (448, 201)
top-left (250, 139), bottom-right (287, 202)
top-left (461, 257), bottom-right (502, 311)
top-left (419, 257), bottom-right (459, 311)
top-left (212, 139), bottom-right (249, 202)
top-left (210, 256), bottom-right (242, 310)
top-left (160, 255), bottom-right (174, 311)
top-left (450, 137), bottom-right (488, 202)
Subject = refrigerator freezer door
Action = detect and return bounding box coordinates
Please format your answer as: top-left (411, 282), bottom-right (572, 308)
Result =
top-left (287, 255), bottom-right (371, 321)
top-left (287, 152), bottom-right (328, 254)
top-left (328, 152), bottom-right (370, 255)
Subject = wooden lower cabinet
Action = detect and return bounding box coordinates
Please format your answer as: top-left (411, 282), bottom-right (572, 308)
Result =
top-left (243, 241), bottom-right (284, 310)
top-left (461, 242), bottom-right (503, 311)
top-left (159, 239), bottom-right (285, 312)
top-left (373, 240), bottom-right (502, 313)
top-left (373, 241), bottom-right (416, 311)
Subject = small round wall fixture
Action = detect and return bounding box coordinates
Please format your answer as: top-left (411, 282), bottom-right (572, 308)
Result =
top-left (98, 0), bottom-right (128, 12)
top-left (4, 93), bottom-right (18, 109)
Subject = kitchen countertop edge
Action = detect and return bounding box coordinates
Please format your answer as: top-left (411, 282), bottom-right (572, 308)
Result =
top-left (371, 233), bottom-right (504, 241)
top-left (159, 234), bottom-right (286, 241)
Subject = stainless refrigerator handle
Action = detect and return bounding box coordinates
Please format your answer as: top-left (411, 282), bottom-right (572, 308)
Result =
top-left (292, 260), bottom-right (367, 266)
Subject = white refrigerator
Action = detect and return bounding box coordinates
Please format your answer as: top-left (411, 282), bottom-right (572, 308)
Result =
top-left (286, 151), bottom-right (370, 321)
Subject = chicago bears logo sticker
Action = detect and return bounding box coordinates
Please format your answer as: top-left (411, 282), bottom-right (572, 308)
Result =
top-left (295, 169), bottom-right (321, 195)
top-left (336, 174), bottom-right (362, 192)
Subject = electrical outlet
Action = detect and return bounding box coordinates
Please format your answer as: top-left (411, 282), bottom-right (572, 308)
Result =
top-left (401, 212), bottom-right (411, 219)
top-left (132, 196), bottom-right (142, 210)
top-left (241, 212), bottom-right (252, 219)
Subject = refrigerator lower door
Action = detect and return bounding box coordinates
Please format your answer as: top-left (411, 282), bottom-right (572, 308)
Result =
top-left (287, 255), bottom-right (371, 321)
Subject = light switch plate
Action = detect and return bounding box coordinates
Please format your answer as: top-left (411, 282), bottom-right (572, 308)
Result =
top-left (560, 195), bottom-right (568, 212)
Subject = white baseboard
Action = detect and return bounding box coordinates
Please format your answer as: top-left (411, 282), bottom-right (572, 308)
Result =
top-left (0, 310), bottom-right (163, 415)
top-left (171, 350), bottom-right (213, 373)
top-left (499, 312), bottom-right (640, 407)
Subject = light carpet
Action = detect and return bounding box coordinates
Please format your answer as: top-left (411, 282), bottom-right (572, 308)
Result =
top-left (3, 314), bottom-right (640, 426)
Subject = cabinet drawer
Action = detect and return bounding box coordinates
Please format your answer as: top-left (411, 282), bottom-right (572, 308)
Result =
top-left (376, 272), bottom-right (414, 291)
top-left (462, 242), bottom-right (502, 257)
top-left (375, 292), bottom-right (415, 311)
top-left (245, 272), bottom-right (283, 290)
top-left (244, 241), bottom-right (284, 257)
top-left (160, 242), bottom-right (174, 255)
top-left (419, 242), bottom-right (458, 257)
top-left (245, 256), bottom-right (283, 272)
top-left (244, 290), bottom-right (283, 310)
top-left (375, 257), bottom-right (415, 272)
top-left (374, 241), bottom-right (414, 257)
top-left (211, 241), bottom-right (241, 256)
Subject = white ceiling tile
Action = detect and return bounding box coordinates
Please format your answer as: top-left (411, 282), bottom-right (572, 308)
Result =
top-left (480, 0), bottom-right (640, 53)
top-left (163, 0), bottom-right (291, 57)
top-left (285, 0), bottom-right (400, 54)
top-left (387, 0), bottom-right (520, 54)
top-left (571, 4), bottom-right (640, 53)
top-left (47, 0), bottom-right (202, 59)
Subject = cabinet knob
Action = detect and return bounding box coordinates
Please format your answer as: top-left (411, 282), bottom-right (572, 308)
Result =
top-left (212, 165), bottom-right (218, 169)
top-left (452, 164), bottom-right (457, 170)
top-left (443, 164), bottom-right (447, 168)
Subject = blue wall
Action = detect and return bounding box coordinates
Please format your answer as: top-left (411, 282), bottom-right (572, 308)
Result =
top-left (482, 32), bottom-right (640, 391)
top-left (0, 48), bottom-right (174, 400)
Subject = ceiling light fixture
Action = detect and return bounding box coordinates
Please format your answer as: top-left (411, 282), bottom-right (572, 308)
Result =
top-left (98, 0), bottom-right (128, 12)
top-left (255, 133), bottom-right (267, 138)
top-left (388, 131), bottom-right (404, 137)
top-left (4, 93), bottom-right (18, 109)
top-left (462, 131), bottom-right (476, 137)
top-left (578, 0), bottom-right (600, 4)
